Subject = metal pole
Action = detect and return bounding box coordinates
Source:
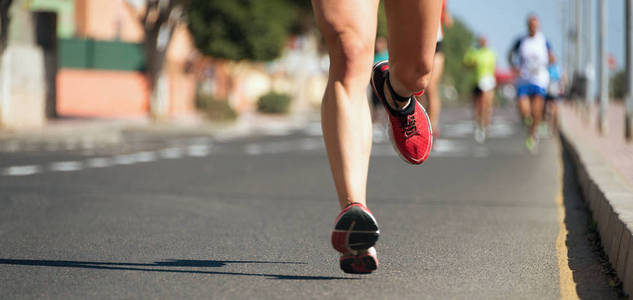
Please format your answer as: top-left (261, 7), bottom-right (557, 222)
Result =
top-left (585, 0), bottom-right (594, 111)
top-left (575, 0), bottom-right (583, 78)
top-left (569, 0), bottom-right (577, 81)
top-left (625, 0), bottom-right (633, 140)
top-left (563, 0), bottom-right (573, 91)
top-left (598, 0), bottom-right (609, 133)
top-left (563, 0), bottom-right (571, 89)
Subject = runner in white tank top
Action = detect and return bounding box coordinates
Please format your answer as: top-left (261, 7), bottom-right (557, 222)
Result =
top-left (507, 14), bottom-right (555, 153)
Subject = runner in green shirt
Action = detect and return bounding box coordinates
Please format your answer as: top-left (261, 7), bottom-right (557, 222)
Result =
top-left (464, 36), bottom-right (496, 143)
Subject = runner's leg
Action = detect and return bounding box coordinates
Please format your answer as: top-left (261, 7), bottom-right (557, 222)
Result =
top-left (424, 53), bottom-right (445, 136)
top-left (482, 89), bottom-right (494, 128)
top-left (384, 0), bottom-right (442, 100)
top-left (473, 91), bottom-right (482, 126)
top-left (529, 94), bottom-right (544, 137)
top-left (473, 89), bottom-right (487, 143)
top-left (550, 101), bottom-right (558, 132)
top-left (518, 96), bottom-right (530, 120)
top-left (311, 0), bottom-right (378, 209)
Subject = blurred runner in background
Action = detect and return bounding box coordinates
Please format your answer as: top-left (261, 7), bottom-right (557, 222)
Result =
top-left (416, 0), bottom-right (452, 139)
top-left (311, 0), bottom-right (440, 274)
top-left (507, 14), bottom-right (555, 153)
top-left (373, 36), bottom-right (390, 64)
top-left (370, 36), bottom-right (389, 122)
top-left (544, 62), bottom-right (563, 135)
top-left (464, 36), bottom-right (496, 143)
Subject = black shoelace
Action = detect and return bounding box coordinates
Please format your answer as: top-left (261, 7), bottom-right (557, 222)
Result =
top-left (401, 114), bottom-right (419, 138)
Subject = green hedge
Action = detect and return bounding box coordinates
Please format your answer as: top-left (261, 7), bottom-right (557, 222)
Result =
top-left (196, 95), bottom-right (237, 121)
top-left (257, 92), bottom-right (292, 114)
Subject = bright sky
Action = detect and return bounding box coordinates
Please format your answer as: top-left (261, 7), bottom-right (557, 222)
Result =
top-left (448, 0), bottom-right (626, 71)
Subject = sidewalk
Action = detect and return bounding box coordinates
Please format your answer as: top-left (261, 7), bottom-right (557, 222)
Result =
top-left (560, 102), bottom-right (633, 296)
top-left (0, 117), bottom-right (139, 144)
top-left (561, 103), bottom-right (633, 184)
top-left (126, 111), bottom-right (319, 139)
top-left (0, 111), bottom-right (318, 146)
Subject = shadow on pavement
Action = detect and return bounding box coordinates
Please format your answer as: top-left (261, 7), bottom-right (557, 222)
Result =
top-left (0, 258), bottom-right (354, 281)
top-left (561, 146), bottom-right (624, 299)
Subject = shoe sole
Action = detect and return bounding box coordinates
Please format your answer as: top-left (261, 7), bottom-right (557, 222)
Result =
top-left (340, 250), bottom-right (378, 274)
top-left (331, 206), bottom-right (379, 254)
top-left (370, 61), bottom-right (433, 165)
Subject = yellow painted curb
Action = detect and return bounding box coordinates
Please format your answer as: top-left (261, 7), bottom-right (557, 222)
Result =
top-left (557, 144), bottom-right (579, 300)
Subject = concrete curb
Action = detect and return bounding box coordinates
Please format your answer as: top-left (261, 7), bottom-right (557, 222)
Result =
top-left (559, 120), bottom-right (633, 296)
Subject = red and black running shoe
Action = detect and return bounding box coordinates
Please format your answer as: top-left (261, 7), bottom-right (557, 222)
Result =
top-left (331, 203), bottom-right (379, 274)
top-left (339, 247), bottom-right (378, 274)
top-left (370, 61), bottom-right (433, 165)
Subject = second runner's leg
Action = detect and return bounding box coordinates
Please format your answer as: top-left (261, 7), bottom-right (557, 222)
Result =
top-left (425, 52), bottom-right (445, 138)
top-left (370, 0), bottom-right (441, 164)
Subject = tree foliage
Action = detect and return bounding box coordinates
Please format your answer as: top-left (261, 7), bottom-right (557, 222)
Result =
top-left (377, 2), bottom-right (387, 38)
top-left (187, 0), bottom-right (297, 61)
top-left (442, 18), bottom-right (475, 99)
top-left (0, 0), bottom-right (13, 54)
top-left (610, 69), bottom-right (627, 99)
top-left (285, 0), bottom-right (313, 35)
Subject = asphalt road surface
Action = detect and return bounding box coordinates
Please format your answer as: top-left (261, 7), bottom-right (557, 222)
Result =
top-left (0, 107), bottom-right (622, 299)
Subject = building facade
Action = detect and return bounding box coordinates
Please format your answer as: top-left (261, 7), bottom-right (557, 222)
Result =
top-left (3, 0), bottom-right (195, 123)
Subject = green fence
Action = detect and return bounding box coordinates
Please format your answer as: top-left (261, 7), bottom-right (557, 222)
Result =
top-left (58, 38), bottom-right (146, 71)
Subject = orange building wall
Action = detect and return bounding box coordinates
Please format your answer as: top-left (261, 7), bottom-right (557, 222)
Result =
top-left (57, 69), bottom-right (149, 117)
top-left (168, 72), bottom-right (195, 115)
top-left (166, 25), bottom-right (196, 116)
top-left (64, 2), bottom-right (196, 118)
top-left (75, 0), bottom-right (144, 42)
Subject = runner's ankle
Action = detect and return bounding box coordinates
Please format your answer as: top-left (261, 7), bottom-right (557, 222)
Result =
top-left (383, 78), bottom-right (411, 111)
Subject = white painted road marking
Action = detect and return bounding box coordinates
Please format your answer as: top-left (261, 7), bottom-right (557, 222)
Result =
top-left (0, 140), bottom-right (215, 176)
top-left (86, 157), bottom-right (112, 168)
top-left (159, 148), bottom-right (184, 159)
top-left (0, 117), bottom-right (516, 177)
top-left (245, 144), bottom-right (263, 155)
top-left (3, 165), bottom-right (42, 176)
top-left (133, 151), bottom-right (157, 162)
top-left (113, 154), bottom-right (138, 165)
top-left (441, 119), bottom-right (517, 139)
top-left (187, 145), bottom-right (211, 157)
top-left (49, 161), bottom-right (83, 172)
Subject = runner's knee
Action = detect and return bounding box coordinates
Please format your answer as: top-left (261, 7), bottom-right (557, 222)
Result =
top-left (325, 31), bottom-right (373, 84)
top-left (390, 59), bottom-right (433, 94)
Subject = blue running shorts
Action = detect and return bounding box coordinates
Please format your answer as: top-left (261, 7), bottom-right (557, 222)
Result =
top-left (516, 83), bottom-right (547, 98)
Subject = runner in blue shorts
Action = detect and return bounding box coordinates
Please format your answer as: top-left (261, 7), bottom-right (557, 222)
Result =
top-left (544, 63), bottom-right (563, 133)
top-left (508, 14), bottom-right (555, 152)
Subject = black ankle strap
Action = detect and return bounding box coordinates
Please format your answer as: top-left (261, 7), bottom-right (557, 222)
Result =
top-left (386, 74), bottom-right (411, 103)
